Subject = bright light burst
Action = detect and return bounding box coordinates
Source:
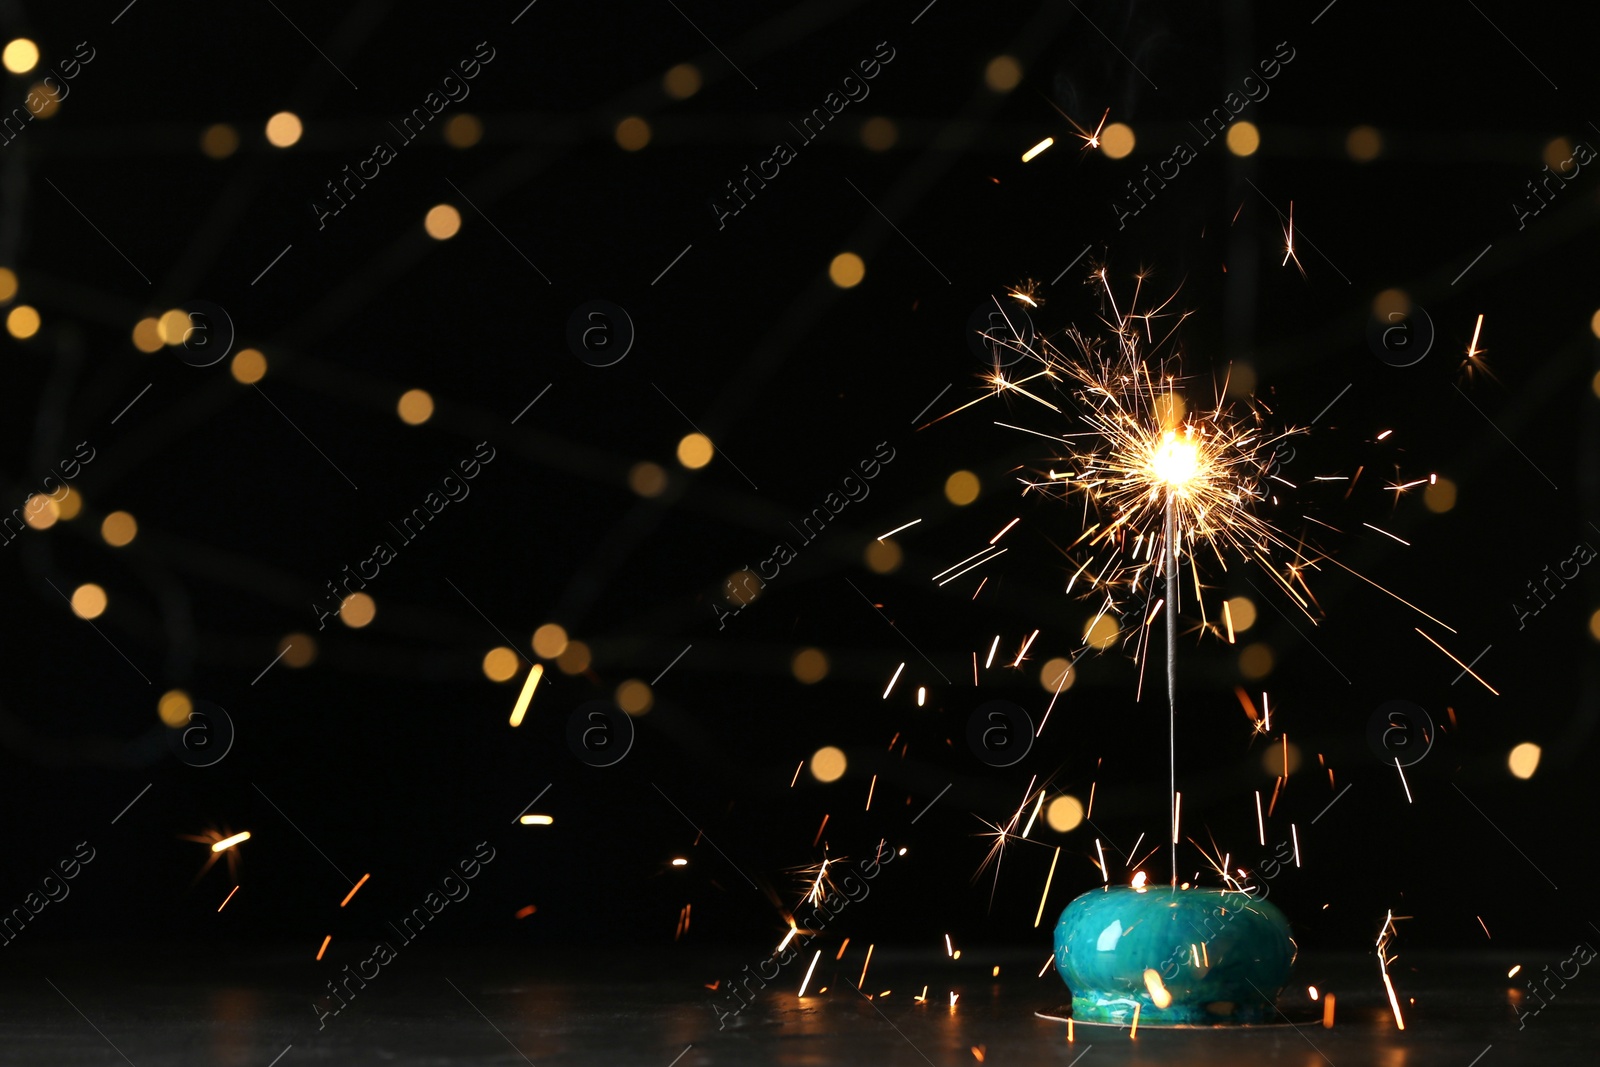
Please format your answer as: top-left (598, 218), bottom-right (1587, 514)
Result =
top-left (970, 267), bottom-right (1315, 659)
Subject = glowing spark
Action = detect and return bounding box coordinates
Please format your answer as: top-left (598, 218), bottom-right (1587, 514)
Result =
top-left (798, 950), bottom-right (821, 997)
top-left (1322, 993), bottom-right (1336, 1028)
top-left (339, 872), bottom-right (371, 907)
top-left (1508, 964), bottom-right (1521, 978)
top-left (1281, 201), bottom-right (1306, 278)
top-left (1130, 1002), bottom-right (1141, 1037)
top-left (1395, 758), bottom-right (1413, 803)
top-left (866, 773), bottom-right (878, 811)
top-left (1033, 847), bottom-right (1060, 927)
top-left (514, 902), bottom-right (536, 919)
top-left (520, 814), bottom-right (554, 825)
top-left (1143, 968), bottom-right (1172, 1008)
top-left (509, 663), bottom-right (543, 726)
top-left (938, 548), bottom-right (1007, 585)
top-left (878, 518), bottom-right (921, 541)
top-left (1291, 824), bottom-right (1301, 866)
top-left (791, 760), bottom-right (804, 787)
top-left (1131, 871), bottom-right (1148, 889)
top-left (945, 933), bottom-right (954, 957)
top-left (1415, 627), bottom-right (1499, 694)
top-left (1362, 522), bottom-right (1411, 546)
top-left (1038, 955), bottom-right (1054, 977)
top-left (776, 925), bottom-right (799, 955)
top-left (218, 885), bottom-right (240, 912)
top-left (1376, 429), bottom-right (1394, 441)
top-left (916, 687), bottom-right (926, 707)
top-left (1478, 916), bottom-right (1492, 939)
top-left (1011, 629), bottom-right (1040, 666)
top-left (671, 857), bottom-right (688, 867)
top-left (858, 944), bottom-right (875, 988)
top-left (1309, 985), bottom-right (1319, 1000)
top-left (212, 831), bottom-right (251, 853)
top-left (1022, 790), bottom-right (1045, 837)
top-left (316, 934), bottom-right (331, 959)
top-left (836, 938), bottom-right (850, 960)
top-left (1095, 839), bottom-right (1108, 882)
top-left (1021, 137), bottom-right (1055, 163)
top-left (1223, 599), bottom-right (1235, 643)
top-left (984, 635), bottom-right (1000, 669)
top-left (882, 662), bottom-right (905, 699)
top-left (990, 517), bottom-right (1021, 544)
top-left (1377, 911), bottom-right (1406, 1031)
top-left (950, 991), bottom-right (960, 1008)
top-left (1172, 792), bottom-right (1181, 844)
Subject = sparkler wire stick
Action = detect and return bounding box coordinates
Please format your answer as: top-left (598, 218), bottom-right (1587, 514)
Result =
top-left (1165, 496), bottom-right (1178, 889)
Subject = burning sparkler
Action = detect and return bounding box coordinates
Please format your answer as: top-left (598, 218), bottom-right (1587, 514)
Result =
top-left (950, 265), bottom-right (1309, 886)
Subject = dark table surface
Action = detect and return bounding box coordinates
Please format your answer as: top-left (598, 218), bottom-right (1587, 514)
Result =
top-left (0, 946), bottom-right (1587, 1066)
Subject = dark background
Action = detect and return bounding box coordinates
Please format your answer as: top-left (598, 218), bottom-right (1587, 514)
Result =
top-left (1, 0), bottom-right (1595, 968)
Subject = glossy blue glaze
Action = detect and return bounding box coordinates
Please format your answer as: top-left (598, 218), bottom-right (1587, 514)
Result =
top-left (1053, 885), bottom-right (1296, 1025)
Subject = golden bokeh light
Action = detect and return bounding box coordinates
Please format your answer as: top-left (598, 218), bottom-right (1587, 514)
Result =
top-left (443, 113), bottom-right (483, 148)
top-left (828, 252), bottom-right (866, 289)
top-left (1040, 657), bottom-right (1075, 692)
top-left (340, 592), bottom-right (376, 628)
top-left (482, 647), bottom-right (520, 682)
top-left (1346, 125), bottom-right (1382, 162)
top-left (1225, 121), bottom-right (1260, 157)
top-left (1543, 137), bottom-right (1574, 171)
top-left (424, 204), bottom-right (461, 240)
top-left (71, 583), bottom-right (108, 619)
top-left (1423, 477), bottom-right (1457, 513)
top-left (1593, 369), bottom-right (1600, 399)
top-left (1590, 309), bottom-right (1600, 339)
top-left (200, 123), bottom-right (239, 159)
top-left (27, 81), bottom-right (61, 119)
top-left (157, 308), bottom-right (192, 345)
top-left (231, 348), bottom-right (267, 384)
top-left (1508, 741), bottom-right (1541, 780)
top-left (532, 624), bottom-right (569, 659)
top-left (23, 494), bottom-right (59, 530)
top-left (810, 745), bottom-right (847, 783)
top-left (264, 111), bottom-right (302, 148)
top-left (984, 55), bottom-right (1022, 92)
top-left (1589, 607), bottom-right (1600, 642)
top-left (1100, 123), bottom-right (1135, 159)
top-left (676, 432), bottom-right (714, 469)
top-left (628, 461), bottom-right (668, 497)
top-left (1239, 642), bottom-right (1274, 680)
top-left (397, 388), bottom-right (435, 425)
top-left (56, 487), bottom-right (81, 520)
top-left (791, 647), bottom-right (830, 684)
top-left (556, 639), bottom-right (592, 675)
top-left (279, 633), bottom-right (317, 667)
top-left (724, 569), bottom-right (762, 607)
top-left (1082, 615), bottom-right (1119, 651)
top-left (617, 679), bottom-right (654, 715)
top-left (158, 689), bottom-right (193, 728)
top-left (663, 63), bottom-right (702, 99)
top-left (101, 511), bottom-right (138, 547)
top-left (615, 116), bottom-right (651, 151)
top-left (944, 470), bottom-right (980, 506)
top-left (6, 304), bottom-right (41, 340)
top-left (860, 116), bottom-right (898, 151)
top-left (131, 317), bottom-right (163, 352)
top-left (864, 538), bottom-right (902, 574)
top-left (1224, 595), bottom-right (1257, 633)
top-left (1046, 794), bottom-right (1084, 833)
top-left (0, 266), bottom-right (16, 302)
top-left (1224, 362), bottom-right (1257, 399)
top-left (1263, 739), bottom-right (1302, 777)
top-left (1372, 288), bottom-right (1411, 321)
top-left (2, 38), bottom-right (40, 74)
